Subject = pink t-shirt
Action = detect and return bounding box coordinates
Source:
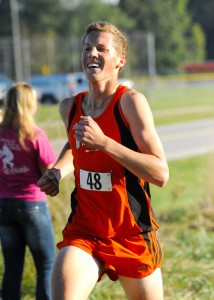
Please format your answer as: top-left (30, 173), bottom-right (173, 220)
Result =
top-left (0, 126), bottom-right (57, 201)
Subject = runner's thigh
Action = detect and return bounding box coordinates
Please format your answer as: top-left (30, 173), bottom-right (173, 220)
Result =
top-left (51, 245), bottom-right (101, 300)
top-left (119, 267), bottom-right (164, 300)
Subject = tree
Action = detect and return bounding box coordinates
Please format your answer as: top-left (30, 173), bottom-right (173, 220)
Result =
top-left (187, 0), bottom-right (214, 60)
top-left (119, 0), bottom-right (205, 74)
top-left (1, 0), bottom-right (207, 76)
top-left (0, 0), bottom-right (12, 36)
top-left (57, 0), bottom-right (135, 37)
top-left (53, 0), bottom-right (136, 74)
top-left (19, 0), bottom-right (63, 36)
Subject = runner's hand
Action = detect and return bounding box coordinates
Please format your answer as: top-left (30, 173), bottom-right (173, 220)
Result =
top-left (37, 168), bottom-right (61, 196)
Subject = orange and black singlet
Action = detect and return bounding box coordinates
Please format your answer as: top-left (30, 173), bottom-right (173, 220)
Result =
top-left (66, 85), bottom-right (160, 238)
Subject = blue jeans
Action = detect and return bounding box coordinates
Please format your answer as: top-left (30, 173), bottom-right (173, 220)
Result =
top-left (0, 199), bottom-right (56, 300)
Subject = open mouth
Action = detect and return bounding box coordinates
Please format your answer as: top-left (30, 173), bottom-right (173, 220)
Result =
top-left (87, 63), bottom-right (101, 68)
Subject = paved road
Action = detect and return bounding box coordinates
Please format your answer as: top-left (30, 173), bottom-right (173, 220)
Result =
top-left (52, 118), bottom-right (214, 162)
top-left (157, 118), bottom-right (214, 160)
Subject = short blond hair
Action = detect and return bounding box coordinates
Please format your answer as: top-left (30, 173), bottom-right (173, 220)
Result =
top-left (82, 21), bottom-right (128, 61)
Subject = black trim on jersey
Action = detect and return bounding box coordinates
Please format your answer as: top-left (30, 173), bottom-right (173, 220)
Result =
top-left (67, 102), bottom-right (78, 223)
top-left (68, 188), bottom-right (78, 223)
top-left (114, 101), bottom-right (153, 231)
top-left (67, 103), bottom-right (77, 134)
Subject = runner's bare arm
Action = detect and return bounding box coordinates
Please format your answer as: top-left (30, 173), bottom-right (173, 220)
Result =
top-left (37, 97), bottom-right (74, 196)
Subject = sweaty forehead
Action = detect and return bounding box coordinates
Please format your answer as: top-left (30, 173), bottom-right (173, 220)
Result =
top-left (83, 31), bottom-right (114, 46)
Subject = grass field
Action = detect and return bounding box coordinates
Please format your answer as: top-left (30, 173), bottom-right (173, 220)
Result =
top-left (0, 79), bottom-right (214, 299)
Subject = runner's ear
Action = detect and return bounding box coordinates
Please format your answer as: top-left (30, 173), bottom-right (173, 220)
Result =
top-left (116, 54), bottom-right (126, 69)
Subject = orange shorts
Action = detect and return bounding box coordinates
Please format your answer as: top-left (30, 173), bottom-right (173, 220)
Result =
top-left (57, 230), bottom-right (163, 281)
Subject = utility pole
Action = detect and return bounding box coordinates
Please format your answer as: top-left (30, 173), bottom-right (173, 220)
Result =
top-left (147, 32), bottom-right (157, 78)
top-left (10, 0), bottom-right (24, 81)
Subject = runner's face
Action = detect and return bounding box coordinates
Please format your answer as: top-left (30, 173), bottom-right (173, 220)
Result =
top-left (82, 31), bottom-right (122, 82)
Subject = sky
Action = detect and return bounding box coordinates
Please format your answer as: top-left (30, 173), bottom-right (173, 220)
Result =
top-left (60, 0), bottom-right (119, 9)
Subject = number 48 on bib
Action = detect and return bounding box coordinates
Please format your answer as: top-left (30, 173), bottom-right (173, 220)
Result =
top-left (80, 169), bottom-right (112, 192)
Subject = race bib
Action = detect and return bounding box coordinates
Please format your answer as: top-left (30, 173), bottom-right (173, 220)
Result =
top-left (80, 169), bottom-right (112, 192)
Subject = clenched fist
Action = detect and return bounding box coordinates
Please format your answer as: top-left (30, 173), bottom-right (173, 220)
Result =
top-left (37, 168), bottom-right (61, 196)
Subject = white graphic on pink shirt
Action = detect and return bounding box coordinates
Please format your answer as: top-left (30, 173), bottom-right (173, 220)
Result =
top-left (0, 143), bottom-right (30, 175)
top-left (0, 144), bottom-right (14, 169)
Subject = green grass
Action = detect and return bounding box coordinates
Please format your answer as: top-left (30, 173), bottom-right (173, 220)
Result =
top-left (1, 80), bottom-right (214, 299)
top-left (36, 80), bottom-right (214, 134)
top-left (88, 153), bottom-right (214, 300)
top-left (138, 81), bottom-right (214, 124)
top-left (141, 83), bottom-right (214, 109)
top-left (152, 153), bottom-right (214, 300)
top-left (4, 152), bottom-right (211, 300)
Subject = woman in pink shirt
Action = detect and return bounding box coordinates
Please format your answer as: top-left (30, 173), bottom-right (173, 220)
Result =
top-left (0, 82), bottom-right (57, 300)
